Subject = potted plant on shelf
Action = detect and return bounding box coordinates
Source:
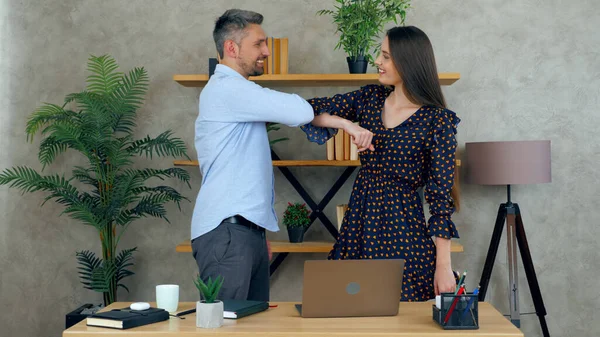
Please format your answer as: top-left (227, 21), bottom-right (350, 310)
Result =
top-left (194, 275), bottom-right (225, 328)
top-left (267, 122), bottom-right (289, 146)
top-left (283, 202), bottom-right (311, 243)
top-left (0, 54), bottom-right (191, 327)
top-left (318, 0), bottom-right (411, 73)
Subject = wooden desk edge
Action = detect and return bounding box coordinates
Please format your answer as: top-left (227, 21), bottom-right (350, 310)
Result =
top-left (176, 241), bottom-right (464, 253)
top-left (64, 301), bottom-right (523, 337)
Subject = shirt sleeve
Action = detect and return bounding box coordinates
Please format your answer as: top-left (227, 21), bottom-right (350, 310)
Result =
top-left (206, 77), bottom-right (314, 127)
top-left (424, 108), bottom-right (461, 239)
top-left (300, 85), bottom-right (373, 145)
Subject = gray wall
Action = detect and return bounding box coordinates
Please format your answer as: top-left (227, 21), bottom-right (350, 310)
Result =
top-left (1, 1), bottom-right (598, 336)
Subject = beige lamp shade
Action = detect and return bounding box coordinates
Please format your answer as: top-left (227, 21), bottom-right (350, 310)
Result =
top-left (465, 140), bottom-right (551, 185)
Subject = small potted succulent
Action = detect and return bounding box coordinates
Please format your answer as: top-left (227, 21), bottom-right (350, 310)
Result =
top-left (283, 202), bottom-right (311, 243)
top-left (193, 275), bottom-right (224, 328)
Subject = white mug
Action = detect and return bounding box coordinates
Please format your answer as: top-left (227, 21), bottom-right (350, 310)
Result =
top-left (156, 284), bottom-right (179, 312)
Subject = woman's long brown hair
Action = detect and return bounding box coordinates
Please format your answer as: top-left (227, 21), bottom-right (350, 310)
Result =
top-left (386, 26), bottom-right (460, 211)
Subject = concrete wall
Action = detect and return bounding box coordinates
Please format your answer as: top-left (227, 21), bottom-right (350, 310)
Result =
top-left (0, 1), bottom-right (598, 336)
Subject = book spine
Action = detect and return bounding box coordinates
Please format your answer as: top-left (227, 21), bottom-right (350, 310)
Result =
top-left (273, 38), bottom-right (281, 74)
top-left (335, 130), bottom-right (344, 161)
top-left (344, 131), bottom-right (350, 160)
top-left (350, 141), bottom-right (358, 160)
top-left (326, 137), bottom-right (334, 160)
top-left (336, 204), bottom-right (348, 230)
top-left (267, 37), bottom-right (274, 74)
top-left (280, 38), bottom-right (289, 74)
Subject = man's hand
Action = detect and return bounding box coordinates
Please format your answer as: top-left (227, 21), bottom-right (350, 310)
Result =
top-left (344, 122), bottom-right (374, 152)
top-left (266, 239), bottom-right (272, 260)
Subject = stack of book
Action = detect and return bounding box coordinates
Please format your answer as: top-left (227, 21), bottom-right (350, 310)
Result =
top-left (263, 37), bottom-right (289, 75)
top-left (326, 128), bottom-right (359, 161)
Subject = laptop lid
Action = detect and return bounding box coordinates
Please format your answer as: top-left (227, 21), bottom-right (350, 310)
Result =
top-left (300, 259), bottom-right (405, 318)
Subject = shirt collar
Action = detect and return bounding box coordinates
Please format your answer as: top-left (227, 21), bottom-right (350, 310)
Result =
top-left (214, 64), bottom-right (245, 80)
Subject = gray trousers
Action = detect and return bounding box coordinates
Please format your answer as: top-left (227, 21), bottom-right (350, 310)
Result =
top-left (192, 220), bottom-right (270, 301)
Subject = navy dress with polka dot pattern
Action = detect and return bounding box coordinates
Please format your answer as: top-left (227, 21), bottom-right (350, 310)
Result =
top-left (300, 84), bottom-right (460, 302)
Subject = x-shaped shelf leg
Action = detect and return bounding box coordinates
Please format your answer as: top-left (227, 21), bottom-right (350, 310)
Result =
top-left (270, 150), bottom-right (357, 275)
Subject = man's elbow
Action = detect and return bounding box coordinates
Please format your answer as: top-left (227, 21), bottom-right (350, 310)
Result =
top-left (289, 103), bottom-right (314, 126)
top-left (299, 106), bottom-right (314, 125)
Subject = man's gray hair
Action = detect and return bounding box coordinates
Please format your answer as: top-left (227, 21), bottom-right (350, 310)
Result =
top-left (213, 9), bottom-right (264, 59)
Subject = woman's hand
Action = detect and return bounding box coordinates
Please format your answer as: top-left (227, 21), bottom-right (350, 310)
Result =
top-left (344, 121), bottom-right (374, 152)
top-left (434, 263), bottom-right (456, 295)
top-left (434, 237), bottom-right (455, 295)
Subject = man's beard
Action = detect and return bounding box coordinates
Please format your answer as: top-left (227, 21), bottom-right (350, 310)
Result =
top-left (239, 58), bottom-right (264, 77)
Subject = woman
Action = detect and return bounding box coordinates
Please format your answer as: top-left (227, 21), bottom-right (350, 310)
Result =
top-left (301, 26), bottom-right (460, 301)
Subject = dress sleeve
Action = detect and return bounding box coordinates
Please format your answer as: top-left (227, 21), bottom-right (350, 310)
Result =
top-left (424, 108), bottom-right (461, 239)
top-left (300, 85), bottom-right (374, 145)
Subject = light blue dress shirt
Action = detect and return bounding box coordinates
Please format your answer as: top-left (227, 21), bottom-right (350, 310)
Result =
top-left (191, 64), bottom-right (314, 240)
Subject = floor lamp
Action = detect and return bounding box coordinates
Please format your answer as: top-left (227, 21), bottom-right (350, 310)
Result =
top-left (465, 140), bottom-right (551, 337)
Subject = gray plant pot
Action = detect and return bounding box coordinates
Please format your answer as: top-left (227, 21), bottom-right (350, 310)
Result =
top-left (196, 300), bottom-right (223, 328)
top-left (347, 55), bottom-right (368, 74)
top-left (287, 227), bottom-right (306, 243)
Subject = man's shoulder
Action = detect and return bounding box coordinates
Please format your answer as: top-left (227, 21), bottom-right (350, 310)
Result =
top-left (202, 75), bottom-right (256, 100)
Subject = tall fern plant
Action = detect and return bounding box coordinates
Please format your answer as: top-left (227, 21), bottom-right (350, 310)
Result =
top-left (0, 55), bottom-right (191, 306)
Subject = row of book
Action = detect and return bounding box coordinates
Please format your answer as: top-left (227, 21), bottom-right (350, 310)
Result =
top-left (263, 37), bottom-right (289, 75)
top-left (326, 129), bottom-right (359, 161)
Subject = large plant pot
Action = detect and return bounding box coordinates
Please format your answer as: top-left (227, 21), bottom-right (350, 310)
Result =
top-left (347, 56), bottom-right (368, 74)
top-left (196, 300), bottom-right (223, 328)
top-left (287, 227), bottom-right (306, 243)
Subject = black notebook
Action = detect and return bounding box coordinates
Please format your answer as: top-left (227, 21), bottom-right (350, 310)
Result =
top-left (86, 307), bottom-right (169, 329)
top-left (223, 300), bottom-right (269, 319)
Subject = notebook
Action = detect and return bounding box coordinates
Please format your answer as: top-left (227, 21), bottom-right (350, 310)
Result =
top-left (223, 299), bottom-right (269, 319)
top-left (86, 307), bottom-right (169, 329)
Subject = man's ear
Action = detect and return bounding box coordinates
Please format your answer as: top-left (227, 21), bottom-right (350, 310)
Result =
top-left (223, 40), bottom-right (239, 59)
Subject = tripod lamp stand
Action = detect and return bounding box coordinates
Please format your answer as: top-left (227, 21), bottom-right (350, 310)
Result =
top-left (465, 140), bottom-right (551, 337)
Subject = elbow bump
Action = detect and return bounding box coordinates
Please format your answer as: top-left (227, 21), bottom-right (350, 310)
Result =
top-left (291, 107), bottom-right (314, 126)
top-left (302, 110), bottom-right (314, 124)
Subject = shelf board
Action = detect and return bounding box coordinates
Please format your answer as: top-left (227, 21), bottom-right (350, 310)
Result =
top-left (173, 73), bottom-right (460, 87)
top-left (174, 160), bottom-right (362, 167)
top-left (173, 159), bottom-right (460, 167)
top-left (176, 240), bottom-right (464, 253)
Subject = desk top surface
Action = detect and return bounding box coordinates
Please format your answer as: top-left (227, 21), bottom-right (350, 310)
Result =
top-left (64, 301), bottom-right (523, 337)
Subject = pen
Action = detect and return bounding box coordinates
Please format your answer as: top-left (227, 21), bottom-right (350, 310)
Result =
top-left (176, 308), bottom-right (196, 317)
top-left (461, 285), bottom-right (480, 322)
top-left (455, 270), bottom-right (467, 294)
top-left (444, 284), bottom-right (465, 324)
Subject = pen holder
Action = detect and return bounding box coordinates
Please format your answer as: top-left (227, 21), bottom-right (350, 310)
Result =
top-left (432, 292), bottom-right (479, 330)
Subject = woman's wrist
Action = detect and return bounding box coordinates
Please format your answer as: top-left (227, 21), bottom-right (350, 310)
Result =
top-left (338, 117), bottom-right (352, 131)
top-left (435, 237), bottom-right (452, 267)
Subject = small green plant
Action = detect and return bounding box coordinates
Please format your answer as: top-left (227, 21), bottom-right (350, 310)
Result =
top-left (194, 275), bottom-right (224, 303)
top-left (283, 202), bottom-right (311, 229)
top-left (267, 122), bottom-right (289, 146)
top-left (318, 0), bottom-right (411, 65)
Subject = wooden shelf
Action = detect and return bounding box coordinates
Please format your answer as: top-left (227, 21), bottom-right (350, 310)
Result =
top-left (174, 160), bottom-right (362, 167)
top-left (174, 159), bottom-right (460, 167)
top-left (176, 240), bottom-right (464, 253)
top-left (173, 73), bottom-right (460, 87)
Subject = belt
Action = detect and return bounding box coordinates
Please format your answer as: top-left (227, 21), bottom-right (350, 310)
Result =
top-left (223, 215), bottom-right (264, 232)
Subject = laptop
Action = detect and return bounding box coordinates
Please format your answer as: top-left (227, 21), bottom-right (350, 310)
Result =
top-left (296, 259), bottom-right (405, 318)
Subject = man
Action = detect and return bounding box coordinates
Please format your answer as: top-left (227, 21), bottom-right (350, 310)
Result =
top-left (191, 9), bottom-right (314, 301)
